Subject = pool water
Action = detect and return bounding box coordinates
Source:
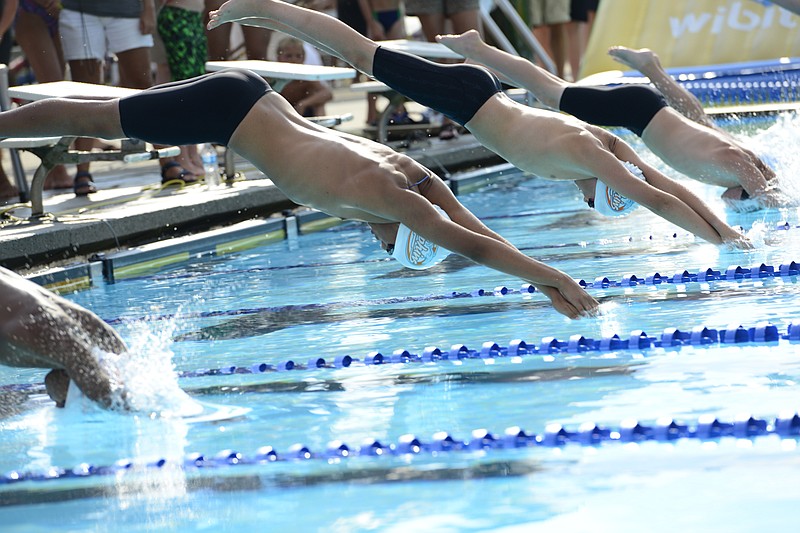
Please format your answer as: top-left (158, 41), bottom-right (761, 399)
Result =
top-left (2, 113), bottom-right (800, 531)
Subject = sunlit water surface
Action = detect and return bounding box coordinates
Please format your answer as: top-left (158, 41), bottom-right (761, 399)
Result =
top-left (2, 114), bottom-right (800, 531)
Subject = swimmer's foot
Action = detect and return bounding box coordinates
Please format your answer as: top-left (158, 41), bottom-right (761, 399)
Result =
top-left (435, 29), bottom-right (483, 56)
top-left (607, 46), bottom-right (661, 74)
top-left (176, 154), bottom-right (204, 178)
top-left (207, 0), bottom-right (260, 30)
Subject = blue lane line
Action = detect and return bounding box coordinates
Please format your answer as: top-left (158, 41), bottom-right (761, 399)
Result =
top-left (104, 257), bottom-right (799, 326)
top-left (174, 318), bottom-right (795, 378)
top-left (4, 412), bottom-right (799, 486)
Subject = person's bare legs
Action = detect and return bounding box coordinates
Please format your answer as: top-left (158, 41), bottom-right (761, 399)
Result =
top-left (608, 46), bottom-right (716, 129)
top-left (415, 12), bottom-right (446, 42)
top-left (437, 30), bottom-right (568, 108)
top-left (565, 19), bottom-right (585, 80)
top-left (16, 12), bottom-right (64, 82)
top-left (16, 9), bottom-right (73, 189)
top-left (449, 9), bottom-right (482, 35)
top-left (549, 22), bottom-right (568, 79)
top-left (243, 25), bottom-right (270, 59)
top-left (208, 0), bottom-right (378, 75)
top-left (205, 0), bottom-right (270, 59)
top-left (436, 9), bottom-right (482, 139)
top-left (67, 59), bottom-right (104, 194)
top-left (205, 0), bottom-right (232, 59)
top-left (116, 47), bottom-right (152, 89)
top-left (0, 153), bottom-right (17, 200)
top-left (533, 23), bottom-right (567, 78)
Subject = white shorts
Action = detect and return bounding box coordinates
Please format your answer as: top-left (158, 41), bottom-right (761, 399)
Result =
top-left (529, 0), bottom-right (571, 26)
top-left (60, 9), bottom-right (153, 61)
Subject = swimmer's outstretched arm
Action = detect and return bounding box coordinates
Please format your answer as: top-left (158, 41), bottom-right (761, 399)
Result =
top-left (0, 267), bottom-right (127, 408)
top-left (415, 175), bottom-right (599, 317)
top-left (373, 185), bottom-right (599, 318)
top-left (602, 133), bottom-right (751, 247)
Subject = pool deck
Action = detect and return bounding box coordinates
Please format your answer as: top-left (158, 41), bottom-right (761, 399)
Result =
top-left (0, 86), bottom-right (501, 274)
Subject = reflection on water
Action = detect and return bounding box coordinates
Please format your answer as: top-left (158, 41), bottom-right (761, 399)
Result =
top-left (2, 111), bottom-right (800, 529)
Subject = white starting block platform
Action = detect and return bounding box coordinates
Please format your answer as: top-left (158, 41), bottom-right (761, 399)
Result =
top-left (205, 60), bottom-right (357, 91)
top-left (376, 39), bottom-right (463, 60)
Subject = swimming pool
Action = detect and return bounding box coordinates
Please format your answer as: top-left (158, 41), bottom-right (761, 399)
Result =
top-left (2, 112), bottom-right (800, 531)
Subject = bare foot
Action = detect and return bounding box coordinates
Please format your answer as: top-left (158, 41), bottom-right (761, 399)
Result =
top-left (207, 0), bottom-right (258, 30)
top-left (43, 164), bottom-right (73, 190)
top-left (435, 29), bottom-right (483, 56)
top-left (178, 159), bottom-right (204, 177)
top-left (607, 46), bottom-right (660, 73)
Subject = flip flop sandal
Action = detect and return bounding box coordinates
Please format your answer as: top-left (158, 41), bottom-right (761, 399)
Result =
top-left (73, 171), bottom-right (97, 196)
top-left (160, 161), bottom-right (199, 185)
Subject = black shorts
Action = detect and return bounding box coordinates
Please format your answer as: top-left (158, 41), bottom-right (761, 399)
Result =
top-left (372, 46), bottom-right (503, 126)
top-left (559, 84), bottom-right (667, 137)
top-left (570, 0), bottom-right (600, 22)
top-left (119, 69), bottom-right (272, 146)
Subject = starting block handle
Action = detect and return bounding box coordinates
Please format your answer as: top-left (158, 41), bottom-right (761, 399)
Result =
top-left (123, 146), bottom-right (180, 163)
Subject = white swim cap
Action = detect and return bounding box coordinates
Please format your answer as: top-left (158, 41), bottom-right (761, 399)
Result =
top-left (594, 161), bottom-right (645, 217)
top-left (391, 205), bottom-right (451, 270)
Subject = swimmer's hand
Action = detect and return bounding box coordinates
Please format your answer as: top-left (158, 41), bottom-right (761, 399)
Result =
top-left (536, 281), bottom-right (600, 319)
top-left (725, 235), bottom-right (755, 250)
top-left (720, 227), bottom-right (754, 250)
top-left (44, 369), bottom-right (69, 408)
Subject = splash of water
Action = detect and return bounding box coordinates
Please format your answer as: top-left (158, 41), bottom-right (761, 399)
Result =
top-left (67, 317), bottom-right (203, 418)
top-left (737, 111), bottom-right (800, 205)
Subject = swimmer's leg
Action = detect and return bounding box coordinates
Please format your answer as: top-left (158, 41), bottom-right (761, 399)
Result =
top-left (0, 98), bottom-right (123, 140)
top-left (608, 46), bottom-right (717, 130)
top-left (208, 1), bottom-right (502, 128)
top-left (209, 0), bottom-right (378, 74)
top-left (437, 30), bottom-right (568, 109)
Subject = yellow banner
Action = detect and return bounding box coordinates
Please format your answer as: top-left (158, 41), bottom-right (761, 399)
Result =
top-left (581, 0), bottom-right (800, 78)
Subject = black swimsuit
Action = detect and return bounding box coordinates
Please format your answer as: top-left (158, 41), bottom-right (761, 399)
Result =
top-left (119, 69), bottom-right (272, 146)
top-left (559, 84), bottom-right (668, 137)
top-left (372, 46), bottom-right (504, 127)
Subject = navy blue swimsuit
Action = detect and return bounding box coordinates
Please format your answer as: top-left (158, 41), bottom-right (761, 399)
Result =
top-left (372, 46), bottom-right (503, 127)
top-left (559, 85), bottom-right (668, 137)
top-left (119, 69), bottom-right (272, 146)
